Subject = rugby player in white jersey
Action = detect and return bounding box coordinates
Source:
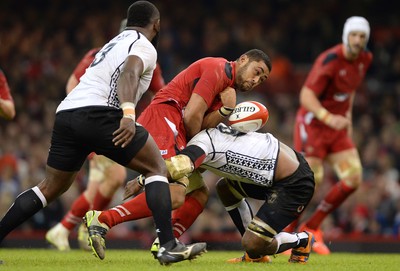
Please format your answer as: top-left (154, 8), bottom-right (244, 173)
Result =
top-left (178, 123), bottom-right (315, 263)
top-left (0, 1), bottom-right (205, 265)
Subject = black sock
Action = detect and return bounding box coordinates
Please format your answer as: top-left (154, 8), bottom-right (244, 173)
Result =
top-left (0, 189), bottom-right (44, 243)
top-left (227, 199), bottom-right (253, 236)
top-left (145, 181), bottom-right (175, 247)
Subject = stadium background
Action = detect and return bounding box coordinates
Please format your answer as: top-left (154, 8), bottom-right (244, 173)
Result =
top-left (0, 0), bottom-right (399, 252)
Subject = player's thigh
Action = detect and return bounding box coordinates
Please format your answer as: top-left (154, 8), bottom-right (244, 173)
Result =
top-left (138, 103), bottom-right (185, 158)
top-left (104, 162), bottom-right (126, 185)
top-left (326, 147), bottom-right (359, 163)
top-left (125, 134), bottom-right (167, 177)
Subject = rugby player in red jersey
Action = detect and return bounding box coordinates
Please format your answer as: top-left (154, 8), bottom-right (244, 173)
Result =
top-left (289, 16), bottom-right (373, 255)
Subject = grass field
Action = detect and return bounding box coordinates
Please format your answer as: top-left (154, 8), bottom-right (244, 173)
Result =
top-left (0, 249), bottom-right (399, 271)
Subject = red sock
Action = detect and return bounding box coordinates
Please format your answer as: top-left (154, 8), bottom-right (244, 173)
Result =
top-left (171, 195), bottom-right (204, 238)
top-left (306, 181), bottom-right (356, 229)
top-left (92, 190), bottom-right (112, 211)
top-left (61, 193), bottom-right (90, 230)
top-left (99, 192), bottom-right (152, 228)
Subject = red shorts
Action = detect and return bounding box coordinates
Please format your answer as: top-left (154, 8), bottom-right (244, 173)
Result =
top-left (293, 115), bottom-right (354, 159)
top-left (137, 103), bottom-right (187, 159)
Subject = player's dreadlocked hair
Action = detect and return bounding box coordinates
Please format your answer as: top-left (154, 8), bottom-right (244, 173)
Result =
top-left (127, 1), bottom-right (159, 28)
top-left (244, 49), bottom-right (272, 73)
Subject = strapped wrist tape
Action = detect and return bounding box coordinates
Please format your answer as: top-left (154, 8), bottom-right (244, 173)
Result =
top-left (218, 106), bottom-right (234, 117)
top-left (316, 108), bottom-right (332, 124)
top-left (121, 102), bottom-right (136, 122)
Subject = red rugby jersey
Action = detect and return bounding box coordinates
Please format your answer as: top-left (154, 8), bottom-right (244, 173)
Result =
top-left (299, 44), bottom-right (373, 118)
top-left (151, 57), bottom-right (236, 111)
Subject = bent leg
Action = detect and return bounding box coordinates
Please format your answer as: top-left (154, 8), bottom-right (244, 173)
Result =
top-left (93, 161), bottom-right (126, 210)
top-left (99, 182), bottom-right (186, 227)
top-left (305, 148), bottom-right (361, 230)
top-left (216, 178), bottom-right (253, 236)
top-left (0, 166), bottom-right (77, 243)
top-left (171, 170), bottom-right (208, 237)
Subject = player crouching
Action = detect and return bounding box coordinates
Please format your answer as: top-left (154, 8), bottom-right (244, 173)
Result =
top-left (119, 101), bottom-right (316, 264)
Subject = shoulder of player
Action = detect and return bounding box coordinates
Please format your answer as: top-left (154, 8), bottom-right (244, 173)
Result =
top-left (317, 45), bottom-right (342, 66)
top-left (361, 48), bottom-right (373, 62)
top-left (190, 57), bottom-right (232, 82)
top-left (196, 57), bottom-right (228, 67)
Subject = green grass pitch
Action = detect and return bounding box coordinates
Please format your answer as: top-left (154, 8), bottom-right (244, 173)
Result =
top-left (0, 249), bottom-right (399, 271)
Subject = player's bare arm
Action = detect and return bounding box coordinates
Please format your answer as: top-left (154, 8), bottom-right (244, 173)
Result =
top-left (65, 74), bottom-right (79, 94)
top-left (202, 87), bottom-right (236, 130)
top-left (113, 55), bottom-right (143, 148)
top-left (300, 85), bottom-right (350, 130)
top-left (184, 93), bottom-right (210, 138)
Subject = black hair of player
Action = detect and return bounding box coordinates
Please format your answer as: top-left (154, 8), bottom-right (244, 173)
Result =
top-left (127, 1), bottom-right (160, 28)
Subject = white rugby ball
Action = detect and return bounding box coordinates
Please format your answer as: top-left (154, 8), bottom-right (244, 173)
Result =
top-left (228, 101), bottom-right (269, 133)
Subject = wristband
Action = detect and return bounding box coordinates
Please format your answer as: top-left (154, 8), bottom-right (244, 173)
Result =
top-left (315, 108), bottom-right (332, 124)
top-left (137, 175), bottom-right (145, 187)
top-left (218, 106), bottom-right (234, 117)
top-left (121, 102), bottom-right (136, 122)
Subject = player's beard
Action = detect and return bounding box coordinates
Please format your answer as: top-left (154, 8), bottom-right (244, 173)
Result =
top-left (347, 43), bottom-right (363, 59)
top-left (235, 64), bottom-right (253, 92)
top-left (151, 31), bottom-right (160, 49)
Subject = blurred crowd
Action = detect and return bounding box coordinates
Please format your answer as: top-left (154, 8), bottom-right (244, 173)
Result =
top-left (0, 0), bottom-right (399, 242)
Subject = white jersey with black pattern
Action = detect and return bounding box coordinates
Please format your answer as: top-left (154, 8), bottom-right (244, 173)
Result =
top-left (57, 30), bottom-right (156, 113)
top-left (188, 123), bottom-right (279, 187)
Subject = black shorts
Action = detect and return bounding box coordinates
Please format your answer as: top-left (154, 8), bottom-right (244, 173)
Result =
top-left (226, 151), bottom-right (315, 232)
top-left (47, 106), bottom-right (148, 171)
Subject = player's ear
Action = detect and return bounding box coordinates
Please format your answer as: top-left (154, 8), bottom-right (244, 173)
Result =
top-left (153, 18), bottom-right (160, 33)
top-left (238, 54), bottom-right (249, 65)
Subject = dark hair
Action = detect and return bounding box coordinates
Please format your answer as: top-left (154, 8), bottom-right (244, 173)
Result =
top-left (127, 1), bottom-right (159, 28)
top-left (244, 49), bottom-right (272, 72)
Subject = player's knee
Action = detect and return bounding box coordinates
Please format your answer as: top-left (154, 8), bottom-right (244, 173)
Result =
top-left (242, 230), bottom-right (273, 256)
top-left (334, 158), bottom-right (362, 188)
top-left (244, 218), bottom-right (277, 255)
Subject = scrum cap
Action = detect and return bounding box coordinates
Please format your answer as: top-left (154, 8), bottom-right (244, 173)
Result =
top-left (342, 16), bottom-right (370, 48)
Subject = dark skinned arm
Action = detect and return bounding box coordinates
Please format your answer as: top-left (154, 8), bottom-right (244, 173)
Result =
top-left (112, 55), bottom-right (144, 148)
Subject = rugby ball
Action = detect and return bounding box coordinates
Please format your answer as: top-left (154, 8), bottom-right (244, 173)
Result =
top-left (228, 101), bottom-right (269, 133)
